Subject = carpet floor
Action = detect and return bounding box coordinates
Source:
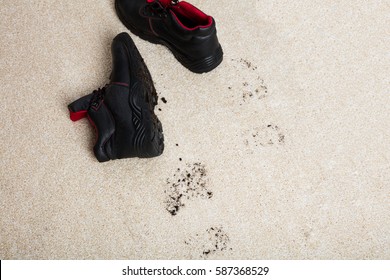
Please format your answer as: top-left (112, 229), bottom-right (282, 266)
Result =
top-left (0, 0), bottom-right (389, 259)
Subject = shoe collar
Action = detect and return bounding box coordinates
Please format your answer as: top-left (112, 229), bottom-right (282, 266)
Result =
top-left (146, 0), bottom-right (213, 30)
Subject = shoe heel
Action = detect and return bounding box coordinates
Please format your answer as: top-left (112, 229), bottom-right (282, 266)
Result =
top-left (178, 44), bottom-right (223, 73)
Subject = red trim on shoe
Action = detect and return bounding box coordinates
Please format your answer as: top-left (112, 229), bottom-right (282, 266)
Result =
top-left (69, 109), bottom-right (87, 122)
top-left (147, 0), bottom-right (171, 6)
top-left (170, 11), bottom-right (212, 30)
top-left (147, 0), bottom-right (212, 30)
top-left (110, 82), bottom-right (129, 87)
top-left (171, 2), bottom-right (212, 30)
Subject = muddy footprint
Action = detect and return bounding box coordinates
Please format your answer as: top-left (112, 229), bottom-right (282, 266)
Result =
top-left (228, 58), bottom-right (270, 103)
top-left (242, 77), bottom-right (268, 102)
top-left (164, 162), bottom-right (213, 216)
top-left (244, 124), bottom-right (285, 147)
top-left (184, 226), bottom-right (232, 259)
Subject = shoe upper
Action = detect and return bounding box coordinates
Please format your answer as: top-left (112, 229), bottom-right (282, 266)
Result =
top-left (116, 0), bottom-right (221, 61)
top-left (110, 35), bottom-right (131, 85)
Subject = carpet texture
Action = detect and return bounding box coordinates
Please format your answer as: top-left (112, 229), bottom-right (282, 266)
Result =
top-left (0, 0), bottom-right (389, 259)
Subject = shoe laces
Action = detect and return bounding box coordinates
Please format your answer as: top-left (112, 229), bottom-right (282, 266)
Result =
top-left (90, 86), bottom-right (106, 109)
top-left (144, 0), bottom-right (179, 18)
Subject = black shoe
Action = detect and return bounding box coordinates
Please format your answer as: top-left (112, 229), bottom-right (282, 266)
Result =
top-left (115, 0), bottom-right (223, 73)
top-left (68, 32), bottom-right (164, 162)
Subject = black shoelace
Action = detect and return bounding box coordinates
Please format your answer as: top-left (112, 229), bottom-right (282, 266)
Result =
top-left (90, 87), bottom-right (106, 110)
top-left (144, 0), bottom-right (179, 18)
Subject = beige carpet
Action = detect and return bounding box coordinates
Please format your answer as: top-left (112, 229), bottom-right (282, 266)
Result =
top-left (1, 0), bottom-right (389, 259)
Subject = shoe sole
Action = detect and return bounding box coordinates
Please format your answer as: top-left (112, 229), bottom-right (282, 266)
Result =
top-left (115, 1), bottom-right (223, 73)
top-left (114, 32), bottom-right (164, 158)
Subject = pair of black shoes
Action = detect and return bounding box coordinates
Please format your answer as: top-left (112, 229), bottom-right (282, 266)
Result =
top-left (68, 0), bottom-right (223, 162)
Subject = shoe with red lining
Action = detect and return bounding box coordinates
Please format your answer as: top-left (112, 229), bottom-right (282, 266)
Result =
top-left (68, 33), bottom-right (164, 162)
top-left (115, 0), bottom-right (223, 73)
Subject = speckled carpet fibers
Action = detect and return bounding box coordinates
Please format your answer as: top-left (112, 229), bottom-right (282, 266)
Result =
top-left (0, 0), bottom-right (389, 259)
